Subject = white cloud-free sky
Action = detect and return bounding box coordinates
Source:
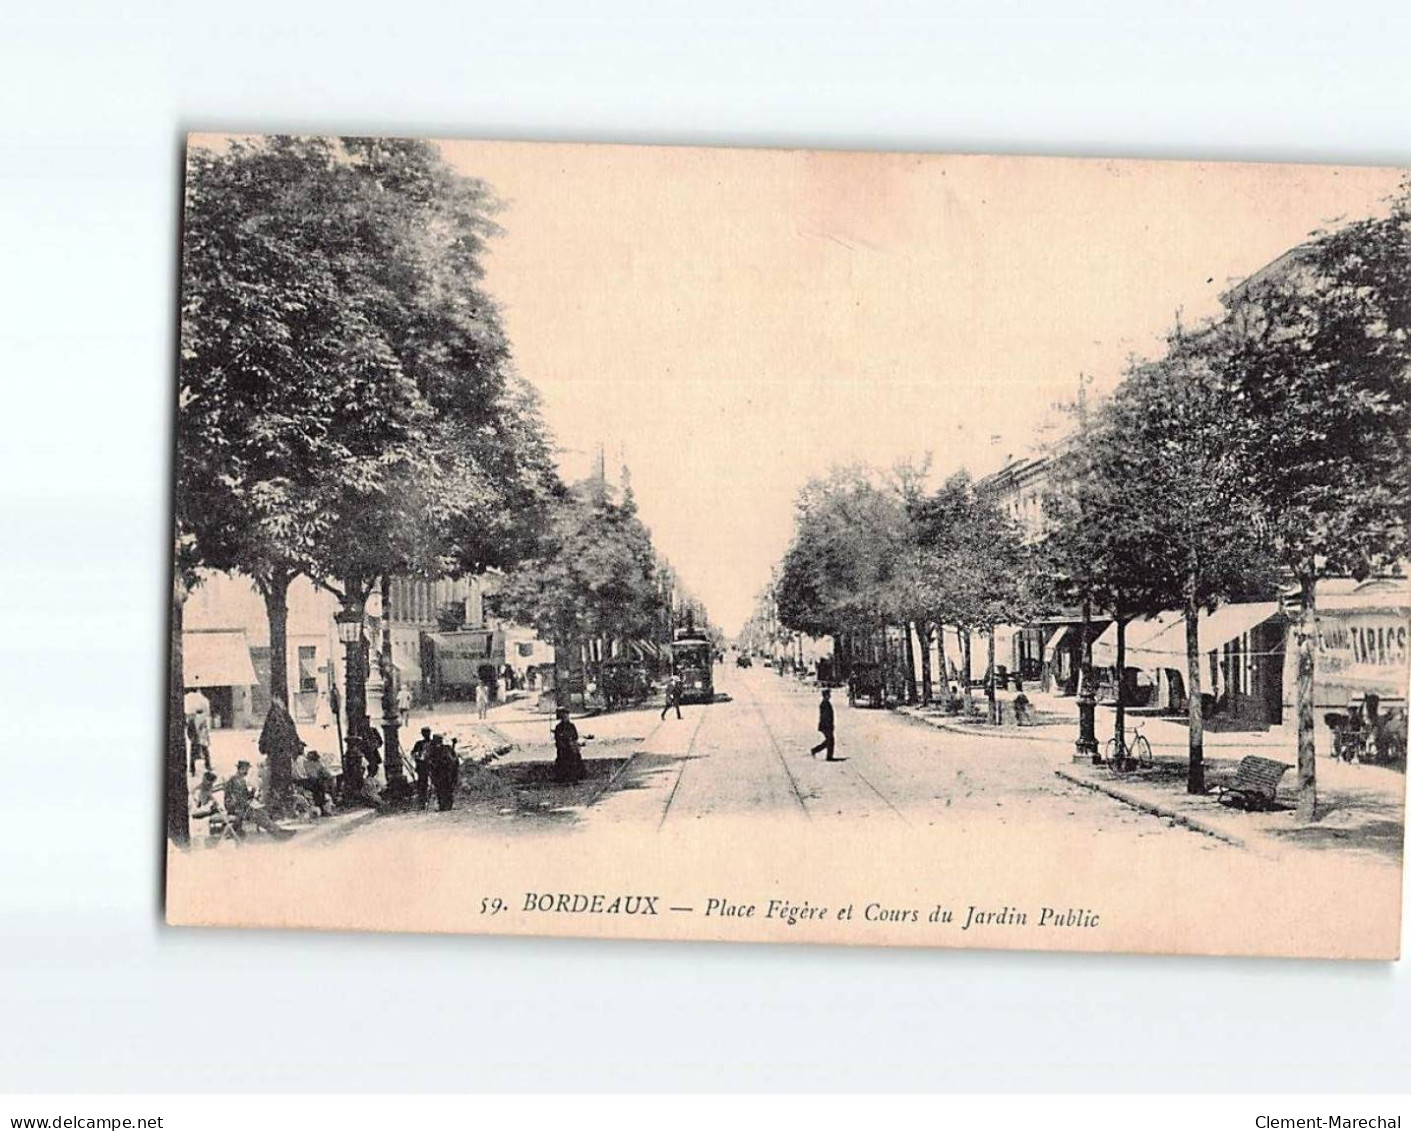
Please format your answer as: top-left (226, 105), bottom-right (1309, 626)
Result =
top-left (441, 140), bottom-right (1402, 635)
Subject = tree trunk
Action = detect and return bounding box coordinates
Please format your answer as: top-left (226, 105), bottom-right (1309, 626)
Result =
top-left (261, 568), bottom-right (295, 709)
top-left (1295, 572), bottom-right (1318, 821)
top-left (1114, 615), bottom-right (1128, 762)
top-left (986, 626), bottom-right (998, 724)
top-left (962, 630), bottom-right (974, 716)
top-left (917, 622), bottom-right (934, 705)
top-left (937, 626), bottom-right (951, 701)
top-left (903, 622), bottom-right (918, 705)
top-left (167, 571), bottom-right (191, 847)
top-left (260, 570), bottom-right (297, 812)
top-left (1185, 593), bottom-right (1205, 794)
top-left (553, 634), bottom-right (568, 711)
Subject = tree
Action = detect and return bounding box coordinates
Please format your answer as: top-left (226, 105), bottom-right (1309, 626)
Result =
top-left (177, 135), bottom-right (556, 819)
top-left (1093, 339), bottom-right (1276, 793)
top-left (493, 482), bottom-right (667, 707)
top-left (1042, 399), bottom-right (1187, 759)
top-left (775, 467), bottom-right (908, 676)
top-left (1217, 191), bottom-right (1411, 817)
top-left (912, 472), bottom-right (1035, 720)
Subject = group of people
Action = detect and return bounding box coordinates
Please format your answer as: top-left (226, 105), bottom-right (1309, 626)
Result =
top-left (410, 726), bottom-right (463, 811)
top-left (188, 760), bottom-right (297, 841)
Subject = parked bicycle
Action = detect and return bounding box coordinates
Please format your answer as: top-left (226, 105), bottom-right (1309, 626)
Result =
top-left (1103, 722), bottom-right (1153, 772)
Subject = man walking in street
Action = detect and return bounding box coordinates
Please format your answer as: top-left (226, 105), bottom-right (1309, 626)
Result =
top-left (475, 679), bottom-right (490, 721)
top-left (660, 673), bottom-right (683, 721)
top-left (810, 688), bottom-right (837, 761)
top-left (396, 684), bottom-right (412, 728)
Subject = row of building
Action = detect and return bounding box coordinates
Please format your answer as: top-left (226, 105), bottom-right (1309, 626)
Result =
top-left (975, 454), bottom-right (1409, 729)
top-left (181, 571), bottom-right (554, 731)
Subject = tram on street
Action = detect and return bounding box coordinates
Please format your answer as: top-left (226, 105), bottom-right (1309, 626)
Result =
top-left (669, 633), bottom-right (715, 703)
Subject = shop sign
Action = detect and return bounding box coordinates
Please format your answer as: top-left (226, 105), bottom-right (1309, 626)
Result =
top-left (1316, 612), bottom-right (1410, 676)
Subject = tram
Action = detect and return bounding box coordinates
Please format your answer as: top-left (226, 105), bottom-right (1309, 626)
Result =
top-left (669, 633), bottom-right (715, 704)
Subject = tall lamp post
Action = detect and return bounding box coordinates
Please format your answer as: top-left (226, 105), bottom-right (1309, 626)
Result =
top-left (335, 608), bottom-right (366, 786)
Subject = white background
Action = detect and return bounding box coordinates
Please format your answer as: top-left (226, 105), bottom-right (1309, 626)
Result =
top-left (1, 0), bottom-right (1408, 1093)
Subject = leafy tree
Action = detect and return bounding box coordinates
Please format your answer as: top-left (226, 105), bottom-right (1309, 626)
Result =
top-left (1217, 190), bottom-right (1411, 817)
top-left (1093, 338), bottom-right (1276, 793)
top-left (492, 482), bottom-right (666, 704)
top-left (176, 135), bottom-right (556, 817)
top-left (912, 472), bottom-right (1035, 719)
top-left (177, 136), bottom-right (412, 821)
top-left (1041, 395), bottom-right (1188, 757)
top-left (775, 467), bottom-right (908, 672)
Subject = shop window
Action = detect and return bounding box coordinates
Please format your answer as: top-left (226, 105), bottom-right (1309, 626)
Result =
top-left (298, 645), bottom-right (318, 693)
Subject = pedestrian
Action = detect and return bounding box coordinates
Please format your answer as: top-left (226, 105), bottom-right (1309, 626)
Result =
top-left (552, 708), bottom-right (584, 783)
top-left (660, 673), bottom-right (683, 721)
top-left (428, 734), bottom-right (459, 812)
top-left (221, 761), bottom-right (296, 839)
top-left (189, 771), bottom-right (223, 821)
top-left (809, 688), bottom-right (837, 761)
top-left (396, 684), bottom-right (412, 729)
top-left (186, 708), bottom-right (212, 776)
top-left (258, 699), bottom-right (304, 812)
top-left (362, 723), bottom-right (383, 781)
top-left (475, 679), bottom-right (490, 721)
top-left (292, 750), bottom-right (335, 815)
top-left (410, 726), bottom-right (433, 810)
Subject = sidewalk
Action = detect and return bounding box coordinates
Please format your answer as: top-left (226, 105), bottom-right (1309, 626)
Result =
top-left (895, 694), bottom-right (1405, 864)
top-left (1054, 757), bottom-right (1405, 864)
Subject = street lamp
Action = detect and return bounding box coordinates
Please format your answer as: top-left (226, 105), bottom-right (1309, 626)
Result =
top-left (378, 575), bottom-right (411, 803)
top-left (335, 609), bottom-right (363, 646)
top-left (334, 608), bottom-right (366, 740)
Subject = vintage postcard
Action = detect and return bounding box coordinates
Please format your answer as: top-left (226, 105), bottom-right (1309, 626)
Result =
top-left (165, 134), bottom-right (1409, 959)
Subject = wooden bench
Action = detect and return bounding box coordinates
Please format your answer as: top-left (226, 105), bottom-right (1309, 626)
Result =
top-left (1213, 755), bottom-right (1292, 812)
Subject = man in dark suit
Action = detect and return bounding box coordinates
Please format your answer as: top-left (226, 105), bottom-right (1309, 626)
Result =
top-left (810, 688), bottom-right (837, 761)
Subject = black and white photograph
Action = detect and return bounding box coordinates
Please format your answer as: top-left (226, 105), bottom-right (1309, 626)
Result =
top-left (3, 0), bottom-right (1410, 1112)
top-left (165, 136), bottom-right (1409, 960)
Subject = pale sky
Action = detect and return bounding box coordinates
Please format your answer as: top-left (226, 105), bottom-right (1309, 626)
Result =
top-left (440, 140), bottom-right (1403, 635)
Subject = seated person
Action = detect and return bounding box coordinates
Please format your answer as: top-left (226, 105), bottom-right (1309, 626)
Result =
top-left (222, 760), bottom-right (296, 840)
top-left (189, 771), bottom-right (224, 821)
top-left (292, 750), bottom-right (335, 815)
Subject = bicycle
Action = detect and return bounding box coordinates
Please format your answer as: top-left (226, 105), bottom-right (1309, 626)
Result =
top-left (1102, 721), bottom-right (1153, 772)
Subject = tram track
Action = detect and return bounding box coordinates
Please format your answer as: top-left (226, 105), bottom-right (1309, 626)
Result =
top-left (655, 706), bottom-right (711, 831)
top-left (753, 674), bottom-right (914, 829)
top-left (734, 673), bottom-right (813, 821)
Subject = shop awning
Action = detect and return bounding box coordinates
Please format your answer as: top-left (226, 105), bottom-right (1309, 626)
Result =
top-left (183, 631), bottom-right (257, 688)
top-left (427, 631), bottom-right (499, 685)
top-left (1043, 625), bottom-right (1072, 661)
top-left (1089, 613), bottom-right (1183, 669)
top-left (1142, 602), bottom-right (1282, 660)
top-left (1091, 603), bottom-right (1283, 668)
